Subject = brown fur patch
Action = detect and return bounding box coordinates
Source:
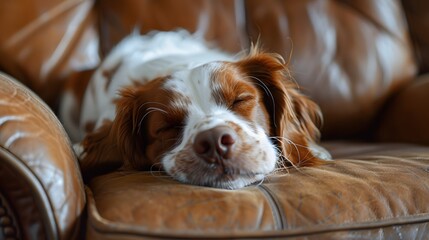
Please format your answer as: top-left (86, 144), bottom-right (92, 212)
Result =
top-left (235, 50), bottom-right (323, 167)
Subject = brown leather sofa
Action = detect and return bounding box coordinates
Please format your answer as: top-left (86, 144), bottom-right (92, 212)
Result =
top-left (1, 0), bottom-right (429, 239)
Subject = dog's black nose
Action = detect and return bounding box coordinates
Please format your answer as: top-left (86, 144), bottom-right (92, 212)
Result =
top-left (193, 126), bottom-right (237, 163)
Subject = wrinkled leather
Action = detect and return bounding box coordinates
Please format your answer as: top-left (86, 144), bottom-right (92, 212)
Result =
top-left (1, 0), bottom-right (429, 239)
top-left (1, 150), bottom-right (50, 239)
top-left (0, 73), bottom-right (85, 239)
top-left (0, 0), bottom-right (418, 138)
top-left (86, 142), bottom-right (429, 239)
top-left (94, 0), bottom-right (418, 138)
top-left (376, 74), bottom-right (429, 145)
top-left (96, 0), bottom-right (245, 56)
top-left (0, 0), bottom-right (100, 110)
top-left (245, 0), bottom-right (416, 138)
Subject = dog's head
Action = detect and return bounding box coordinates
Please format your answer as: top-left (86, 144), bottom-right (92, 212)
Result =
top-left (81, 50), bottom-right (324, 189)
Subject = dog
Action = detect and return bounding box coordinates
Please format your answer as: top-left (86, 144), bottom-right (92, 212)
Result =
top-left (61, 31), bottom-right (331, 189)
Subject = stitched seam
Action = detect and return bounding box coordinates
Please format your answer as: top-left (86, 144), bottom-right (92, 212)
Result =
top-left (87, 184), bottom-right (429, 238)
top-left (88, 213), bottom-right (429, 239)
top-left (257, 185), bottom-right (285, 230)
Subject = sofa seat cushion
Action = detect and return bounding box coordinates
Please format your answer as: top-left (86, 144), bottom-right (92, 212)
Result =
top-left (85, 142), bottom-right (429, 239)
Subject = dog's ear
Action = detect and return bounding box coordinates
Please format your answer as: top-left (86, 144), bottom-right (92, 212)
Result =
top-left (79, 120), bottom-right (122, 179)
top-left (237, 51), bottom-right (324, 167)
top-left (78, 86), bottom-right (147, 178)
top-left (80, 81), bottom-right (164, 177)
top-left (110, 86), bottom-right (149, 169)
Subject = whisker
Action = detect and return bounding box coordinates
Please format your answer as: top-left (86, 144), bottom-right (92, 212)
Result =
top-left (146, 107), bottom-right (168, 112)
top-left (149, 162), bottom-right (163, 172)
top-left (254, 178), bottom-right (265, 187)
top-left (149, 162), bottom-right (175, 182)
top-left (137, 107), bottom-right (169, 134)
top-left (245, 76), bottom-right (278, 127)
top-left (136, 101), bottom-right (169, 117)
top-left (270, 136), bottom-right (317, 172)
top-left (270, 136), bottom-right (313, 150)
top-left (137, 109), bottom-right (159, 133)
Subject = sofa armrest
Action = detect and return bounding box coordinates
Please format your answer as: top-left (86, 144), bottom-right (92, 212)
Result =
top-left (376, 74), bottom-right (429, 144)
top-left (0, 73), bottom-right (85, 239)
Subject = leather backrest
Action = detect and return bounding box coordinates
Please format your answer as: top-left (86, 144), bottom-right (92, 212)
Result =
top-left (0, 0), bottom-right (100, 109)
top-left (244, 0), bottom-right (416, 138)
top-left (401, 0), bottom-right (429, 74)
top-left (0, 0), bottom-right (420, 138)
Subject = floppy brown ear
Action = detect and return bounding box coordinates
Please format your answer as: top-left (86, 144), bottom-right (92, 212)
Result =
top-left (80, 84), bottom-right (153, 178)
top-left (110, 86), bottom-right (149, 169)
top-left (237, 51), bottom-right (323, 167)
top-left (79, 120), bottom-right (122, 179)
top-left (277, 88), bottom-right (324, 167)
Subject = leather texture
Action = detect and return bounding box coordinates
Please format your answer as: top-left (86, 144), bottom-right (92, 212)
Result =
top-left (376, 74), bottom-right (429, 145)
top-left (0, 73), bottom-right (85, 239)
top-left (0, 0), bottom-right (100, 110)
top-left (85, 143), bottom-right (429, 239)
top-left (402, 0), bottom-right (429, 73)
top-left (245, 0), bottom-right (416, 138)
top-left (96, 0), bottom-right (245, 55)
top-left (0, 0), bottom-right (418, 139)
top-left (1, 0), bottom-right (429, 239)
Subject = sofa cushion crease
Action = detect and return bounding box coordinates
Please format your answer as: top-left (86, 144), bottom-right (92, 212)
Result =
top-left (1, 0), bottom-right (429, 239)
top-left (85, 147), bottom-right (429, 238)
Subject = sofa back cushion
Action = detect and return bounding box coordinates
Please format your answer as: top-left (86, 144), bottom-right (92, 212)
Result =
top-left (0, 0), bottom-right (418, 138)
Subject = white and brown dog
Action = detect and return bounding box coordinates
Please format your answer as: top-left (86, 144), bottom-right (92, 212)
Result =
top-left (61, 31), bottom-right (330, 189)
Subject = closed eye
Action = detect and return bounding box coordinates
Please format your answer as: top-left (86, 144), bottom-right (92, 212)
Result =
top-left (231, 94), bottom-right (255, 109)
top-left (156, 106), bottom-right (187, 134)
top-left (156, 123), bottom-right (184, 134)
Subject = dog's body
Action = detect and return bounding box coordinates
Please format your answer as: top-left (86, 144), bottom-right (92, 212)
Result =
top-left (61, 31), bottom-right (330, 189)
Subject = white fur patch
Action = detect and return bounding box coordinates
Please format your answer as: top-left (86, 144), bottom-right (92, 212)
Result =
top-left (64, 30), bottom-right (328, 189)
top-left (161, 63), bottom-right (278, 189)
top-left (76, 31), bottom-right (233, 143)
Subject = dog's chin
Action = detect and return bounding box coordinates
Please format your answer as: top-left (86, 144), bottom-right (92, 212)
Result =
top-left (185, 173), bottom-right (266, 190)
top-left (161, 136), bottom-right (278, 189)
top-left (201, 173), bottom-right (266, 190)
top-left (165, 164), bottom-right (270, 190)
